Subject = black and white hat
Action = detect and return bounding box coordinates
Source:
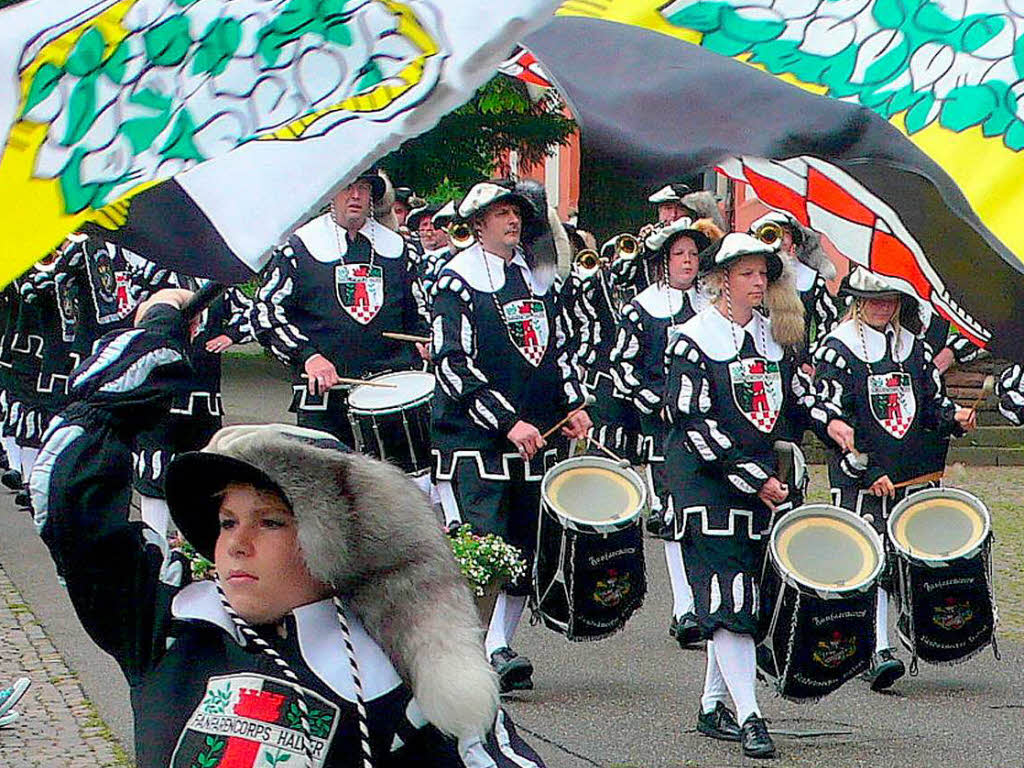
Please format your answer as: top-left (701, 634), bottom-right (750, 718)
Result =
top-left (648, 183), bottom-right (692, 205)
top-left (432, 200), bottom-right (457, 228)
top-left (644, 217), bottom-right (712, 257)
top-left (457, 181), bottom-right (536, 220)
top-left (353, 168), bottom-right (387, 203)
top-left (839, 266), bottom-right (914, 300)
top-left (406, 203), bottom-right (442, 231)
top-left (699, 232), bottom-right (784, 282)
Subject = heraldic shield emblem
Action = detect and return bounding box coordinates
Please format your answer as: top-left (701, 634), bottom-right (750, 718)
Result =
top-left (502, 299), bottom-right (549, 366)
top-left (868, 372), bottom-right (916, 439)
top-left (335, 264), bottom-right (383, 325)
top-left (171, 674), bottom-right (339, 767)
top-left (728, 357), bottom-right (783, 433)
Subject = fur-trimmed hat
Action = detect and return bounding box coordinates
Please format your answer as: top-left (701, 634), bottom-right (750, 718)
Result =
top-left (749, 210), bottom-right (837, 280)
top-left (165, 424), bottom-right (498, 740)
top-left (700, 232), bottom-right (784, 282)
top-left (680, 190), bottom-right (727, 232)
top-left (648, 183), bottom-right (692, 204)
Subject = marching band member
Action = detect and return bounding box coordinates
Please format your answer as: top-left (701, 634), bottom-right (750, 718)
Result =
top-left (648, 183), bottom-right (696, 227)
top-left (748, 211), bottom-right (840, 372)
top-left (32, 290), bottom-right (547, 767)
top-left (662, 233), bottom-right (818, 759)
top-left (430, 180), bottom-right (590, 692)
top-left (609, 218), bottom-right (716, 649)
top-left (406, 203), bottom-right (450, 307)
top-left (252, 170), bottom-right (429, 446)
top-left (812, 266), bottom-right (976, 692)
top-left (997, 363), bottom-right (1024, 425)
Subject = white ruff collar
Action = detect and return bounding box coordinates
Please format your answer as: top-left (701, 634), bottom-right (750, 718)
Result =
top-left (171, 581), bottom-right (403, 702)
top-left (827, 319), bottom-right (914, 363)
top-left (293, 213), bottom-right (404, 263)
top-left (678, 305), bottom-right (783, 362)
top-left (443, 243), bottom-right (547, 295)
top-left (634, 282), bottom-right (700, 319)
top-left (791, 259), bottom-right (817, 292)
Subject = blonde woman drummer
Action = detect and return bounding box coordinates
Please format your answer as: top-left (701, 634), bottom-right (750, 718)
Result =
top-left (662, 233), bottom-right (829, 760)
top-left (812, 266), bottom-right (976, 692)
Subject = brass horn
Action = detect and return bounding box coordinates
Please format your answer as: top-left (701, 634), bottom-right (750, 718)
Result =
top-left (574, 248), bottom-right (601, 272)
top-left (754, 221), bottom-right (785, 246)
top-left (448, 221), bottom-right (475, 250)
top-left (614, 233), bottom-right (640, 260)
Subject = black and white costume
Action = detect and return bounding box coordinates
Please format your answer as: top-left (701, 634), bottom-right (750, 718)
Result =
top-left (253, 214), bottom-right (428, 444)
top-left (32, 306), bottom-right (546, 768)
top-left (997, 363), bottom-right (1024, 426)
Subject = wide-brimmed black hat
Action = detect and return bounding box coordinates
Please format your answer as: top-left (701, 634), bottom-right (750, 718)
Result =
top-left (643, 217), bottom-right (712, 261)
top-left (406, 203), bottom-right (442, 231)
top-left (698, 232), bottom-right (784, 282)
top-left (353, 168), bottom-right (386, 203)
top-left (165, 424), bottom-right (348, 561)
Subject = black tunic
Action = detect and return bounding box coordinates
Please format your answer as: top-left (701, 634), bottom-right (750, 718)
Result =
top-left (663, 306), bottom-right (820, 637)
top-left (430, 244), bottom-right (584, 480)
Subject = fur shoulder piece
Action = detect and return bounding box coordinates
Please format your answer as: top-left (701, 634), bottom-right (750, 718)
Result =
top-left (681, 191), bottom-right (726, 231)
top-left (793, 223), bottom-right (836, 280)
top-left (205, 425), bottom-right (497, 740)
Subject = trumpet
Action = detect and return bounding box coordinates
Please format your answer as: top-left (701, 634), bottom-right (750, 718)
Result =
top-left (573, 248), bottom-right (602, 272)
top-left (614, 233), bottom-right (640, 260)
top-left (448, 221), bottom-right (475, 250)
top-left (753, 221), bottom-right (785, 246)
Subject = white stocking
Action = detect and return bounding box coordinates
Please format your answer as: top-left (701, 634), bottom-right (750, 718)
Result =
top-left (664, 540), bottom-right (694, 618)
top-left (485, 592), bottom-right (528, 657)
top-left (700, 640), bottom-right (729, 714)
top-left (435, 481), bottom-right (462, 528)
top-left (712, 628), bottom-right (761, 724)
top-left (875, 588), bottom-right (890, 653)
top-left (140, 496), bottom-right (171, 539)
top-left (2, 437), bottom-right (19, 474)
top-left (20, 447), bottom-right (39, 481)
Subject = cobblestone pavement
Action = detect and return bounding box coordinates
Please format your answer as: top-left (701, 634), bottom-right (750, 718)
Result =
top-left (0, 564), bottom-right (130, 767)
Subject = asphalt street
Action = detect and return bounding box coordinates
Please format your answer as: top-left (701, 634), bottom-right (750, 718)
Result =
top-left (0, 352), bottom-right (1020, 768)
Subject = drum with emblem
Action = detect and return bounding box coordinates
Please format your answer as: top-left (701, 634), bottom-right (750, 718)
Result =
top-left (757, 504), bottom-right (884, 700)
top-left (888, 487), bottom-right (996, 666)
top-left (346, 371), bottom-right (435, 475)
top-left (533, 456), bottom-right (648, 640)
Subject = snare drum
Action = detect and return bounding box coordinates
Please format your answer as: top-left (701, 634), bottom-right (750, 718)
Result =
top-left (888, 488), bottom-right (996, 666)
top-left (757, 504), bottom-right (884, 700)
top-left (533, 456), bottom-right (648, 641)
top-left (347, 371), bottom-right (435, 475)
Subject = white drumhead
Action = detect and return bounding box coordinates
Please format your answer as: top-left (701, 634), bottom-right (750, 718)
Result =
top-left (888, 487), bottom-right (990, 562)
top-left (347, 371), bottom-right (435, 412)
top-left (771, 504), bottom-right (883, 593)
top-left (541, 456), bottom-right (646, 533)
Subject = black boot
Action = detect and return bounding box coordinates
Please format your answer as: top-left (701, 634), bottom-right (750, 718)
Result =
top-left (740, 714), bottom-right (776, 759)
top-left (696, 701), bottom-right (741, 742)
top-left (645, 506), bottom-right (666, 536)
top-left (861, 648), bottom-right (905, 692)
top-left (14, 490), bottom-right (31, 512)
top-left (489, 647), bottom-right (533, 693)
top-left (1, 469), bottom-right (22, 491)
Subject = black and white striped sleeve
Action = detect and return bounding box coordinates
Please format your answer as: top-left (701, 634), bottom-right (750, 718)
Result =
top-left (807, 277), bottom-right (841, 357)
top-left (554, 298), bottom-right (586, 410)
top-left (609, 303), bottom-right (659, 415)
top-left (921, 342), bottom-right (962, 436)
top-left (997, 363), bottom-right (1024, 426)
top-left (664, 336), bottom-right (770, 496)
top-left (810, 342), bottom-right (851, 429)
top-left (251, 246), bottom-right (318, 366)
top-left (947, 332), bottom-right (985, 365)
top-left (222, 287), bottom-right (256, 344)
top-left (431, 275), bottom-right (519, 435)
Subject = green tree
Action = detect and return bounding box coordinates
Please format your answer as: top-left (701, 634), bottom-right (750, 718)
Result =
top-left (380, 75), bottom-right (576, 203)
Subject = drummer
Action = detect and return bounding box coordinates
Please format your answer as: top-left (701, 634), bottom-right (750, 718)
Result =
top-left (811, 266), bottom-right (976, 691)
top-left (252, 168), bottom-right (430, 446)
top-left (609, 217), bottom-right (719, 649)
top-left (662, 233), bottom-right (827, 759)
top-left (430, 180), bottom-right (590, 692)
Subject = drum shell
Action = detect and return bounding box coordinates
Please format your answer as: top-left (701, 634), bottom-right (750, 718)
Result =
top-left (347, 372), bottom-right (434, 475)
top-left (533, 504), bottom-right (646, 641)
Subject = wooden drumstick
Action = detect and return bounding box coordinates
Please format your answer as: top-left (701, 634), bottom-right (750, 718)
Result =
top-left (892, 469), bottom-right (944, 490)
top-left (541, 395), bottom-right (597, 439)
top-left (964, 375), bottom-right (995, 419)
top-left (336, 377), bottom-right (397, 388)
top-left (586, 435), bottom-right (629, 467)
top-left (382, 331), bottom-right (432, 344)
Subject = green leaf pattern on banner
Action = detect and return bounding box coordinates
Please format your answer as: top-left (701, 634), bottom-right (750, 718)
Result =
top-left (661, 0), bottom-right (1024, 151)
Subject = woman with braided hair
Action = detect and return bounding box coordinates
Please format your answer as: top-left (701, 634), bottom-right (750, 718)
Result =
top-left (32, 289), bottom-right (545, 768)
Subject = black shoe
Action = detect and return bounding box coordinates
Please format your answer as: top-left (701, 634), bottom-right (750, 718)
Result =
top-left (672, 612), bottom-right (702, 648)
top-left (696, 702), bottom-right (741, 742)
top-left (740, 714), bottom-right (776, 759)
top-left (645, 506), bottom-right (666, 535)
top-left (1, 469), bottom-right (22, 491)
top-left (861, 648), bottom-right (905, 692)
top-left (14, 490), bottom-right (31, 511)
top-left (490, 647), bottom-right (533, 693)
